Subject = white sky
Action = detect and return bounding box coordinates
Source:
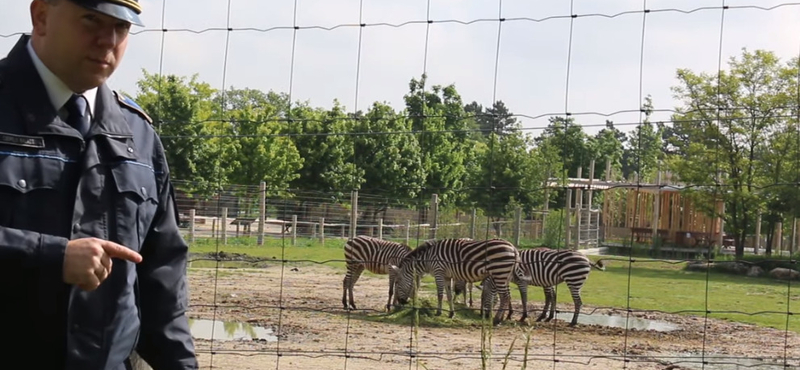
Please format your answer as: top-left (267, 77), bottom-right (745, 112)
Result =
top-left (2, 0), bottom-right (799, 138)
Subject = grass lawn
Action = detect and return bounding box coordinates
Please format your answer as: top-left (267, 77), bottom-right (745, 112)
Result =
top-left (187, 236), bottom-right (800, 333)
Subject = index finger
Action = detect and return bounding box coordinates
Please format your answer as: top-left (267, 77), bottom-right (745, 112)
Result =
top-left (100, 241), bottom-right (143, 263)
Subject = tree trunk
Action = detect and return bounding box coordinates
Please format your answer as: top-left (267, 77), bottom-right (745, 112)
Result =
top-left (735, 232), bottom-right (745, 258)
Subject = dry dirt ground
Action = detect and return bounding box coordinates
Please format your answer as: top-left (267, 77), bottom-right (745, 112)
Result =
top-left (184, 261), bottom-right (799, 370)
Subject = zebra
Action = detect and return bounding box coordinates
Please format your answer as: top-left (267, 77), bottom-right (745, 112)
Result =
top-left (342, 235), bottom-right (418, 311)
top-left (476, 247), bottom-right (605, 326)
top-left (389, 238), bottom-right (531, 325)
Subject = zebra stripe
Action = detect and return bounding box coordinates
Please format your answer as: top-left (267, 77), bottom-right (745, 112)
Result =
top-left (342, 235), bottom-right (415, 311)
top-left (390, 238), bottom-right (527, 325)
top-left (479, 247), bottom-right (605, 326)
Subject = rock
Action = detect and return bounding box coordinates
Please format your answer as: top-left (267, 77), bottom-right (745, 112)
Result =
top-left (746, 266), bottom-right (764, 277)
top-left (768, 267), bottom-right (800, 280)
top-left (717, 261), bottom-right (750, 275)
top-left (686, 260), bottom-right (713, 271)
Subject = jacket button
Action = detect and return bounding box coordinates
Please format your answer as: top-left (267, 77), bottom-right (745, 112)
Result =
top-left (140, 187), bottom-right (147, 197)
top-left (17, 179), bottom-right (26, 188)
top-left (127, 147), bottom-right (133, 153)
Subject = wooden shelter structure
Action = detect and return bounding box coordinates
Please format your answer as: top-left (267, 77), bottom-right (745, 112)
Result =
top-left (547, 159), bottom-right (728, 250)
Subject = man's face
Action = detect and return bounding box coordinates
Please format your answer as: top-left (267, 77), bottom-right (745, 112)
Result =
top-left (31, 0), bottom-right (132, 93)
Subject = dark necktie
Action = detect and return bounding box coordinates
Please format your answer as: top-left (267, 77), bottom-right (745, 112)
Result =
top-left (65, 94), bottom-right (90, 137)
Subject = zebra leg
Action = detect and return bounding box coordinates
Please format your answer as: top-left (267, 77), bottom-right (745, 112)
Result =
top-left (536, 286), bottom-right (552, 322)
top-left (468, 282), bottom-right (473, 308)
top-left (343, 264), bottom-right (364, 310)
top-left (479, 276), bottom-right (494, 320)
top-left (386, 269), bottom-right (396, 312)
top-left (445, 277), bottom-right (456, 318)
top-left (517, 281), bottom-right (528, 323)
top-left (493, 282), bottom-right (512, 326)
top-left (546, 286), bottom-right (557, 322)
top-left (433, 274), bottom-right (447, 316)
top-left (569, 286), bottom-right (583, 327)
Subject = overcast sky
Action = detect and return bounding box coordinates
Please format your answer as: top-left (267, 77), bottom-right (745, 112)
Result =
top-left (2, 0), bottom-right (799, 137)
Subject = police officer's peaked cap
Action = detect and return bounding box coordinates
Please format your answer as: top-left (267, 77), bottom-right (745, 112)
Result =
top-left (67, 0), bottom-right (144, 27)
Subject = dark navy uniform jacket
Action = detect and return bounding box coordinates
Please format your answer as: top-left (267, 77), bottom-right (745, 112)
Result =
top-left (0, 35), bottom-right (197, 369)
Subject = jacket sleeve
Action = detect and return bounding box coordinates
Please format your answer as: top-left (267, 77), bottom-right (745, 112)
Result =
top-left (0, 226), bottom-right (69, 274)
top-left (134, 172), bottom-right (198, 370)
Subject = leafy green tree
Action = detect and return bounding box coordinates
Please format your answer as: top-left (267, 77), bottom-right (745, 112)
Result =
top-left (668, 49), bottom-right (796, 257)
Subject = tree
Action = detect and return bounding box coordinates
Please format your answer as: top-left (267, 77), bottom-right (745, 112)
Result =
top-left (132, 70), bottom-right (225, 198)
top-left (668, 49), bottom-right (796, 257)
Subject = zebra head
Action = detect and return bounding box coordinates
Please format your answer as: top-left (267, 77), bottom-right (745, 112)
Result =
top-left (389, 261), bottom-right (419, 305)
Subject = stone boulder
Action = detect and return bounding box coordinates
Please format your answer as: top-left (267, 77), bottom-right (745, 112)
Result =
top-left (768, 267), bottom-right (800, 281)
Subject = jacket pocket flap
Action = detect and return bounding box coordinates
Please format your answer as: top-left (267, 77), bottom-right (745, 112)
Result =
top-left (109, 162), bottom-right (159, 203)
top-left (0, 150), bottom-right (70, 193)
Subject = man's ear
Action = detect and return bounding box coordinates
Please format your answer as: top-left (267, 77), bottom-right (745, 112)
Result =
top-left (31, 1), bottom-right (45, 35)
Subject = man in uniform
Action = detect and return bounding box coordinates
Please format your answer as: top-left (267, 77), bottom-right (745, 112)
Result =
top-left (0, 0), bottom-right (197, 369)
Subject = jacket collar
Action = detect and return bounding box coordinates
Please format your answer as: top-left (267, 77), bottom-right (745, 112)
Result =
top-left (3, 34), bottom-right (132, 138)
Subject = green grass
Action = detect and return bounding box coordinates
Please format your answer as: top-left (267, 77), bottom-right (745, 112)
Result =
top-left (187, 236), bottom-right (800, 333)
top-left (581, 256), bottom-right (799, 332)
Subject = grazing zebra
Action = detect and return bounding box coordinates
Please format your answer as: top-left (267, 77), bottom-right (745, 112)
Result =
top-left (477, 247), bottom-right (605, 326)
top-left (389, 238), bottom-right (531, 325)
top-left (342, 235), bottom-right (418, 311)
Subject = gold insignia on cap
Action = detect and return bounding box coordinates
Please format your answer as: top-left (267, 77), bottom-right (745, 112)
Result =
top-left (108, 0), bottom-right (142, 14)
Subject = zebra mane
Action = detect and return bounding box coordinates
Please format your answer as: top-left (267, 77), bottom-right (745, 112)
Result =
top-left (402, 239), bottom-right (437, 262)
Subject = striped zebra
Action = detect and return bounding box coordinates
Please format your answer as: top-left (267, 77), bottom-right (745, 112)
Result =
top-left (477, 247), bottom-right (605, 326)
top-left (389, 238), bottom-right (531, 325)
top-left (342, 235), bottom-right (418, 311)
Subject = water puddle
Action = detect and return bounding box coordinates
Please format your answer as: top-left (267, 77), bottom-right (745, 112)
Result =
top-left (188, 318), bottom-right (278, 341)
top-left (555, 312), bottom-right (680, 332)
top-left (658, 352), bottom-right (793, 370)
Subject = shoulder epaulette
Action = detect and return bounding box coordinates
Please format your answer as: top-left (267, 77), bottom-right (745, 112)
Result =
top-left (114, 90), bottom-right (153, 125)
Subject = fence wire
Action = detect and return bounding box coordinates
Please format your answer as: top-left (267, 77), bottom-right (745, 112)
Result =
top-left (3, 1), bottom-right (800, 369)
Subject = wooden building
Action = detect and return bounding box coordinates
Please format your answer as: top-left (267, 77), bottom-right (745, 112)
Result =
top-left (547, 160), bottom-right (727, 249)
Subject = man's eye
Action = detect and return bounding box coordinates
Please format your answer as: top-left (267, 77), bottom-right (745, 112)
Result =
top-left (82, 15), bottom-right (99, 24)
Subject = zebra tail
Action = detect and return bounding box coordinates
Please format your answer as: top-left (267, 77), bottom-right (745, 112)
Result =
top-left (591, 259), bottom-right (606, 271)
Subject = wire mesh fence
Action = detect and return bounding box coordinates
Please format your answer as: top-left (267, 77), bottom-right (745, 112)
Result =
top-left (2, 0), bottom-right (800, 369)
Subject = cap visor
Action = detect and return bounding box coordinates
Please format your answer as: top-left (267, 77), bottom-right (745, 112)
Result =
top-left (81, 1), bottom-right (144, 27)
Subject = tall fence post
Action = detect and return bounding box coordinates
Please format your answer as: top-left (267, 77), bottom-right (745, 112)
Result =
top-left (429, 194), bottom-right (439, 240)
top-left (564, 189), bottom-right (572, 250)
top-left (405, 220), bottom-right (410, 245)
top-left (188, 208), bottom-right (195, 244)
top-left (221, 207), bottom-right (228, 245)
top-left (754, 211), bottom-right (762, 255)
top-left (350, 190), bottom-right (358, 240)
top-left (470, 208), bottom-right (476, 239)
top-left (291, 215), bottom-right (297, 246)
top-left (378, 218), bottom-right (383, 239)
top-left (320, 217), bottom-right (325, 246)
top-left (257, 181), bottom-right (266, 245)
top-left (513, 207), bottom-right (522, 246)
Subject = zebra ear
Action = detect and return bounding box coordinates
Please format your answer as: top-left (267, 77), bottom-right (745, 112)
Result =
top-left (389, 265), bottom-right (398, 271)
